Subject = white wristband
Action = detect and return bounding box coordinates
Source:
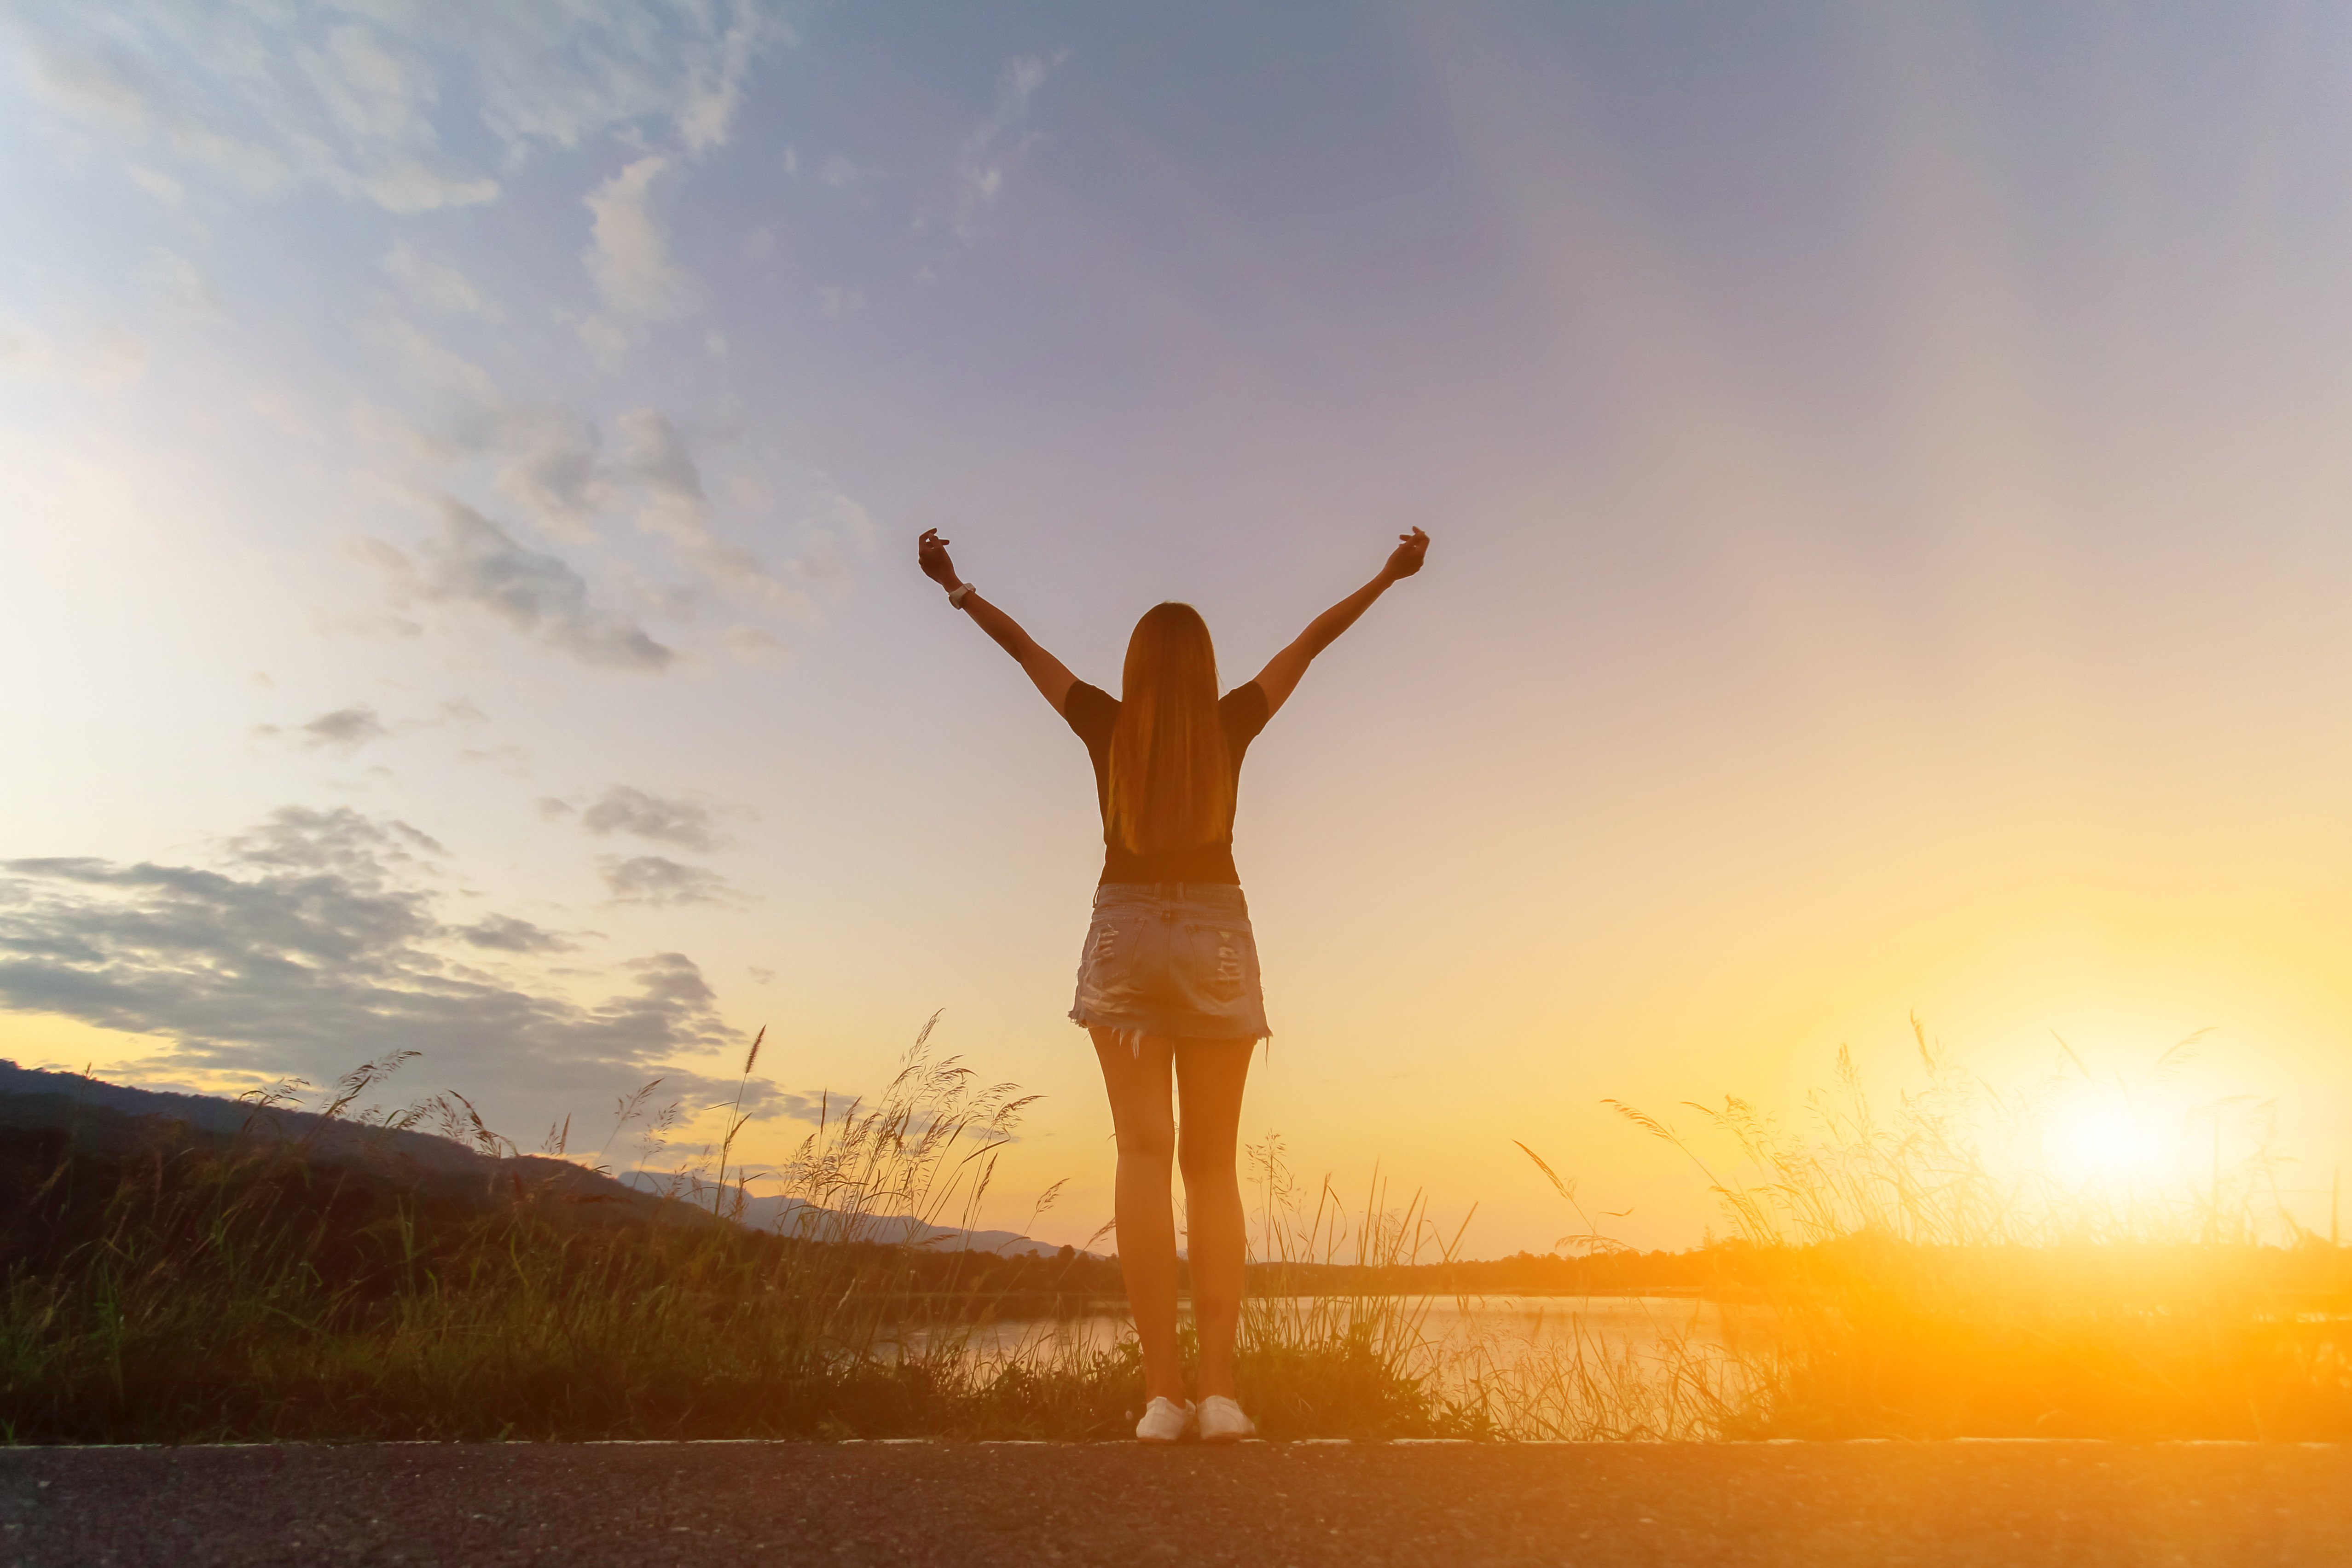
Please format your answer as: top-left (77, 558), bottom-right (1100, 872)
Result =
top-left (948, 583), bottom-right (974, 608)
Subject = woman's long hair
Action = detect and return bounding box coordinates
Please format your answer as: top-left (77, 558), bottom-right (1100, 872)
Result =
top-left (1107, 602), bottom-right (1233, 856)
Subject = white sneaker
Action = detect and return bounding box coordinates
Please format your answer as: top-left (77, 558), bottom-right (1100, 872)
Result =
top-left (1195, 1394), bottom-right (1256, 1443)
top-left (1135, 1396), bottom-right (1194, 1443)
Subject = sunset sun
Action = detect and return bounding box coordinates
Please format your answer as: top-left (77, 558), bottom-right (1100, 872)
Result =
top-left (2042, 1097), bottom-right (2172, 1189)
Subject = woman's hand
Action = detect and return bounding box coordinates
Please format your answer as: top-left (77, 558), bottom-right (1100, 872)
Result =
top-left (917, 528), bottom-right (962, 590)
top-left (1378, 526), bottom-right (1430, 584)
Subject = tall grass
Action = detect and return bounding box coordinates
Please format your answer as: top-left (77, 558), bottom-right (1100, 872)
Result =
top-left (1234, 1135), bottom-right (1493, 1438)
top-left (0, 1021), bottom-right (1144, 1441)
top-left (0, 1019), bottom-right (1466, 1442)
top-left (3, 1016), bottom-right (2344, 1442)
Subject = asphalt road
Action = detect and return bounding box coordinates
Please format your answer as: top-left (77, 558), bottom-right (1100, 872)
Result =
top-left (3, 1440), bottom-right (2346, 1567)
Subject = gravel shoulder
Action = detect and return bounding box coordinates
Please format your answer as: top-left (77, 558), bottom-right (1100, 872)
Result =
top-left (6, 1439), bottom-right (2348, 1567)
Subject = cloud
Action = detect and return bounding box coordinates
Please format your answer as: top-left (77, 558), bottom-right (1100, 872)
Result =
top-left (368, 338), bottom-right (868, 627)
top-left (723, 626), bottom-right (782, 663)
top-left (615, 407), bottom-right (704, 507)
top-left (672, 2), bottom-right (769, 154)
top-left (380, 498), bottom-right (675, 671)
top-left (300, 704), bottom-right (391, 752)
top-left (477, 405), bottom-right (608, 533)
top-left (5, 2), bottom-right (785, 214)
top-left (228, 804), bottom-right (444, 877)
top-left (0, 805), bottom-right (743, 1123)
top-left (449, 401), bottom-right (809, 613)
top-left (254, 699), bottom-right (489, 755)
top-left (579, 786), bottom-right (731, 852)
top-left (0, 319), bottom-right (149, 388)
top-left (609, 408), bottom-right (775, 596)
top-left (725, 1079), bottom-right (821, 1122)
top-left (127, 164), bottom-right (183, 204)
top-left (585, 155), bottom-right (694, 317)
top-left (385, 320), bottom-right (500, 405)
top-left (455, 913), bottom-right (575, 955)
top-left (581, 154), bottom-right (702, 356)
top-left (357, 366), bottom-right (873, 663)
top-left (817, 153), bottom-right (877, 193)
top-left (383, 242), bottom-right (502, 321)
top-left (535, 797), bottom-right (578, 822)
top-left (149, 249), bottom-right (223, 314)
top-left (955, 53), bottom-right (1062, 240)
top-left (466, 2), bottom-right (782, 157)
top-left (9, 8), bottom-right (494, 211)
top-left (599, 855), bottom-right (742, 908)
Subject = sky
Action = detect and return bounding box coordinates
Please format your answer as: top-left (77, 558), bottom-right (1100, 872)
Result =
top-left (3, 1), bottom-right (2350, 1255)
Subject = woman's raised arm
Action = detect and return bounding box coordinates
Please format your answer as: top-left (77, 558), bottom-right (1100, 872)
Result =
top-left (1251, 527), bottom-right (1429, 717)
top-left (917, 528), bottom-right (1078, 714)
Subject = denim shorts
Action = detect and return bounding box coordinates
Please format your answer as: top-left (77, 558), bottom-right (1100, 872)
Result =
top-left (1069, 882), bottom-right (1270, 1046)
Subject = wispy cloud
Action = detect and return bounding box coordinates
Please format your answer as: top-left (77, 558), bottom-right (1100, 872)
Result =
top-left (817, 153), bottom-right (879, 194)
top-left (358, 340), bottom-right (870, 652)
top-left (608, 408), bottom-right (799, 610)
top-left (5, 2), bottom-right (784, 214)
top-left (346, 235), bottom-right (878, 668)
top-left (955, 53), bottom-right (1063, 241)
top-left (579, 786), bottom-right (735, 853)
top-left (599, 854), bottom-right (742, 908)
top-left (580, 154), bottom-right (702, 359)
top-left (126, 164), bottom-right (183, 204)
top-left (0, 319), bottom-right (149, 388)
top-left (477, 405), bottom-right (609, 536)
top-left (383, 241), bottom-right (503, 321)
top-left (384, 320), bottom-right (500, 405)
top-left (454, 913), bottom-right (576, 955)
top-left (230, 804), bottom-right (443, 878)
top-left (148, 249), bottom-right (223, 315)
top-left (252, 699), bottom-right (490, 756)
top-left (299, 704), bottom-right (390, 752)
top-left (615, 407), bottom-right (706, 507)
top-left (671, 1), bottom-right (771, 154)
top-left (373, 499), bottom-right (675, 672)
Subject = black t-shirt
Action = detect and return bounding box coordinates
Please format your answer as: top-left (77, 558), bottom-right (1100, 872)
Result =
top-left (1062, 680), bottom-right (1272, 885)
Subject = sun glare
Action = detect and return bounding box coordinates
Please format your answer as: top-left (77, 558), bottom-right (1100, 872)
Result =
top-left (2039, 1090), bottom-right (2184, 1195)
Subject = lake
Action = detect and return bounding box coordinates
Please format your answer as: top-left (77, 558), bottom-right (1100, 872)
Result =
top-left (895, 1293), bottom-right (1765, 1383)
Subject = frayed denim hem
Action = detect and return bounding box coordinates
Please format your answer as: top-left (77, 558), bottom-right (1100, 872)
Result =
top-left (1069, 1012), bottom-right (1270, 1059)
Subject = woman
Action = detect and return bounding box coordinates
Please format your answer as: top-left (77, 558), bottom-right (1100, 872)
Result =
top-left (915, 524), bottom-right (1431, 1441)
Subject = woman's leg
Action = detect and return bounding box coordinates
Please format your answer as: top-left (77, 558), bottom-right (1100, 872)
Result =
top-left (1175, 1038), bottom-right (1256, 1402)
top-left (1092, 1028), bottom-right (1185, 1404)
